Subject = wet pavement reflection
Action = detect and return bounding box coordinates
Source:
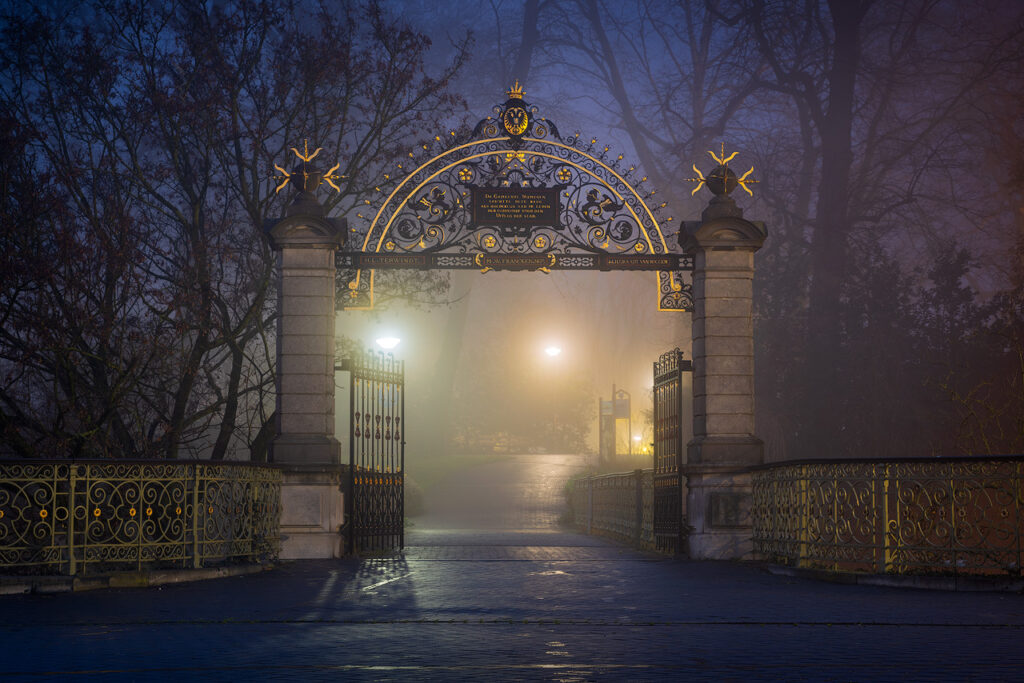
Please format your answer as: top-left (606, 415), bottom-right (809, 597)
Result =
top-left (3, 452), bottom-right (1024, 680)
top-left (414, 452), bottom-right (593, 530)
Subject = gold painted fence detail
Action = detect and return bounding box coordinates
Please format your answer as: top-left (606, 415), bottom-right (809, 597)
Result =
top-left (0, 460), bottom-right (281, 575)
top-left (752, 458), bottom-right (1024, 576)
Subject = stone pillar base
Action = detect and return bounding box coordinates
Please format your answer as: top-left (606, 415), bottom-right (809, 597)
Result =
top-left (684, 437), bottom-right (762, 560)
top-left (279, 465), bottom-right (346, 559)
top-left (271, 435), bottom-right (340, 466)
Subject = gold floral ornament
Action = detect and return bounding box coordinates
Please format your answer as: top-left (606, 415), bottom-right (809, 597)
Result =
top-left (273, 139), bottom-right (346, 194)
top-left (557, 167), bottom-right (572, 183)
top-left (458, 166), bottom-right (473, 182)
top-left (686, 143), bottom-right (758, 197)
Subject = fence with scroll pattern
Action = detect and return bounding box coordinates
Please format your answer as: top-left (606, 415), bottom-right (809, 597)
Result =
top-left (752, 457), bottom-right (1023, 576)
top-left (0, 460), bottom-right (281, 575)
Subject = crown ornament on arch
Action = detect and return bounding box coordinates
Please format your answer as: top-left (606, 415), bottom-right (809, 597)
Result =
top-left (506, 79), bottom-right (524, 100)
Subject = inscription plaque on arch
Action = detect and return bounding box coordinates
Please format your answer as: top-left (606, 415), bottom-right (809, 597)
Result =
top-left (471, 187), bottom-right (560, 228)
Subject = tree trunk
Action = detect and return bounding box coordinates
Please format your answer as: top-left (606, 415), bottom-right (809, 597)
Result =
top-left (512, 0), bottom-right (541, 85)
top-left (804, 0), bottom-right (868, 455)
top-left (210, 340), bottom-right (245, 461)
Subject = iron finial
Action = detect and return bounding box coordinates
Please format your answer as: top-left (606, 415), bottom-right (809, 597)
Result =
top-left (273, 139), bottom-right (346, 196)
top-left (686, 143), bottom-right (758, 197)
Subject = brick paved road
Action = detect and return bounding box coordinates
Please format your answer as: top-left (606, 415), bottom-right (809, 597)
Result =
top-left (2, 454), bottom-right (1023, 680)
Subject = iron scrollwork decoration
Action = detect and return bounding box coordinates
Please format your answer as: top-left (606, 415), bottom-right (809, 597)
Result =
top-left (751, 456), bottom-right (1024, 577)
top-left (0, 460), bottom-right (281, 575)
top-left (337, 82), bottom-right (693, 311)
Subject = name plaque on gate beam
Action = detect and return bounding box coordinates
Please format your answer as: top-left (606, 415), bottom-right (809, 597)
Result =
top-left (341, 251), bottom-right (695, 271)
top-left (356, 253), bottom-right (429, 268)
top-left (471, 187), bottom-right (561, 227)
top-left (599, 254), bottom-right (682, 271)
top-left (477, 253), bottom-right (555, 271)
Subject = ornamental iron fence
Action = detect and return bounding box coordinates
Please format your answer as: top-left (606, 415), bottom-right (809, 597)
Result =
top-left (752, 457), bottom-right (1024, 576)
top-left (0, 460), bottom-right (281, 575)
top-left (568, 469), bottom-right (654, 550)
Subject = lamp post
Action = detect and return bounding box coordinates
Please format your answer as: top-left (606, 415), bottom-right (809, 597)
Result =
top-left (540, 343), bottom-right (564, 454)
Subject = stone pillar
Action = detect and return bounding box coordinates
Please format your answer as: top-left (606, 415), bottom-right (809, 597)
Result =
top-left (267, 199), bottom-right (345, 465)
top-left (681, 194), bottom-right (767, 560)
top-left (266, 179), bottom-right (348, 559)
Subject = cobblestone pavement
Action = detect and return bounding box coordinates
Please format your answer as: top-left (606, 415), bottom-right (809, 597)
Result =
top-left (2, 454), bottom-right (1023, 681)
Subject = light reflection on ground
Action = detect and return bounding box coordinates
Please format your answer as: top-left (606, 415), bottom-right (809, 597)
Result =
top-left (413, 453), bottom-right (594, 530)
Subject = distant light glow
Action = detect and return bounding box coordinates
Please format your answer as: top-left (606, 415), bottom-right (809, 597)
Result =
top-left (376, 337), bottom-right (401, 350)
top-left (633, 435), bottom-right (642, 441)
top-left (544, 345), bottom-right (562, 357)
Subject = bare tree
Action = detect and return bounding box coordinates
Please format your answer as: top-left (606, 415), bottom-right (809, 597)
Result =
top-left (0, 0), bottom-right (469, 459)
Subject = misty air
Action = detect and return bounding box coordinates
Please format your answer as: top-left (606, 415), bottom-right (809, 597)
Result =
top-left (1, 0), bottom-right (1022, 679)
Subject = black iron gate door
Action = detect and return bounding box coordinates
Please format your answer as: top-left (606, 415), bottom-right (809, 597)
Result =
top-left (344, 351), bottom-right (405, 554)
top-left (652, 348), bottom-right (692, 553)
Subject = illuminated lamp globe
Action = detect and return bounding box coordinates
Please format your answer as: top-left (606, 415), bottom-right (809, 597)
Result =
top-left (375, 337), bottom-right (401, 350)
top-left (544, 346), bottom-right (562, 357)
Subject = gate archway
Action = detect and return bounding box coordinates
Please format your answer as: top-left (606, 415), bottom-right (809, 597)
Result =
top-left (335, 83), bottom-right (693, 312)
top-left (267, 84), bottom-right (766, 561)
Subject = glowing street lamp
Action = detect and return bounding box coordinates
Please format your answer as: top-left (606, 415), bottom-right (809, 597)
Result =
top-left (544, 345), bottom-right (562, 357)
top-left (375, 336), bottom-right (401, 350)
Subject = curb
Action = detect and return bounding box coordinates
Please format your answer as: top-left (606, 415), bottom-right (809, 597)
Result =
top-left (762, 563), bottom-right (1024, 593)
top-left (0, 563), bottom-right (273, 596)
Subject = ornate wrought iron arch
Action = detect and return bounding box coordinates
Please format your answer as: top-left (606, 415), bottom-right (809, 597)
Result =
top-left (337, 84), bottom-right (693, 311)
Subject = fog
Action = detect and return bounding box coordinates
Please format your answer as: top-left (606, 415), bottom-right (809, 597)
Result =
top-left (336, 267), bottom-right (680, 514)
top-left (2, 0), bottom-right (1020, 475)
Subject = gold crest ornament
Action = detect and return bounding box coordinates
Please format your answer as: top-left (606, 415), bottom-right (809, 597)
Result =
top-left (503, 106), bottom-right (529, 136)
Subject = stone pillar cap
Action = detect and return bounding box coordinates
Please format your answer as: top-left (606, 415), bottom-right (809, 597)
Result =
top-left (679, 195), bottom-right (766, 252)
top-left (265, 214), bottom-right (347, 250)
